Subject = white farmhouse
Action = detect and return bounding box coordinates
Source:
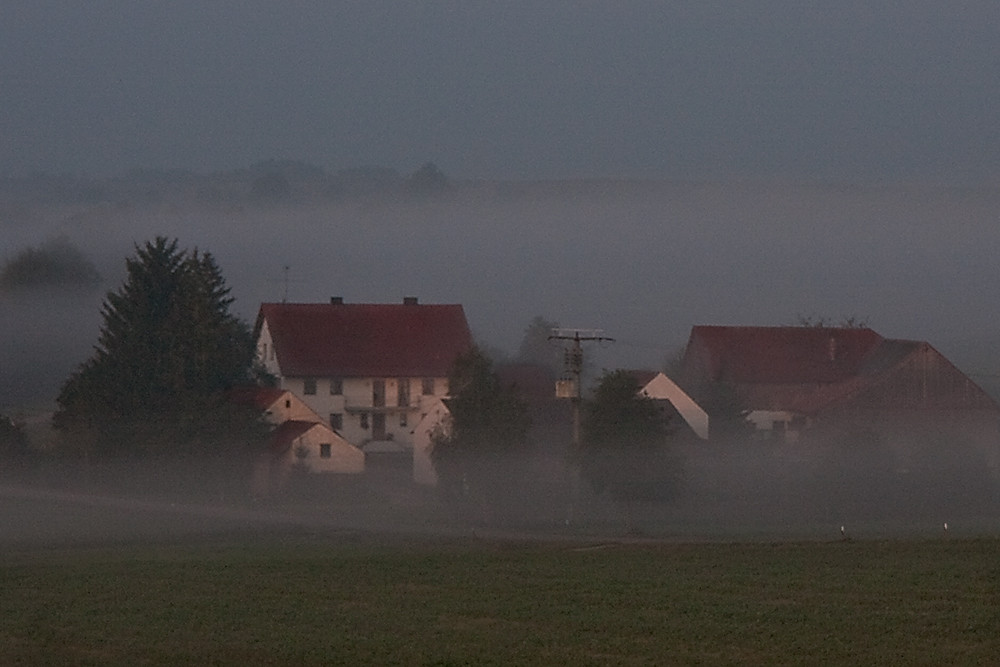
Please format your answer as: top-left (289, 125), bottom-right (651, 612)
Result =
top-left (253, 297), bottom-right (473, 462)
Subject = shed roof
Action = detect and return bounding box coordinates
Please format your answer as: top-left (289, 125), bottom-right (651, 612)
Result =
top-left (257, 301), bottom-right (473, 378)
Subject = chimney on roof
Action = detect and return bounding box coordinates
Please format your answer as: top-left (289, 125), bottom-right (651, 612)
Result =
top-left (330, 296), bottom-right (343, 305)
top-left (403, 296), bottom-right (418, 305)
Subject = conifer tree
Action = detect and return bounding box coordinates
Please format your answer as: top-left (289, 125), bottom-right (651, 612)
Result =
top-left (54, 237), bottom-right (260, 457)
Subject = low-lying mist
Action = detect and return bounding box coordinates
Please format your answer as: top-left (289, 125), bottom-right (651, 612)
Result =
top-left (2, 428), bottom-right (997, 546)
top-left (4, 179), bottom-right (1000, 408)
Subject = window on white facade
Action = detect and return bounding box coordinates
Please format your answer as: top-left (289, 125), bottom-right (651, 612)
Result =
top-left (360, 413), bottom-right (369, 429)
top-left (330, 413), bottom-right (343, 431)
top-left (330, 378), bottom-right (343, 395)
top-left (398, 379), bottom-right (410, 407)
top-left (303, 378), bottom-right (317, 395)
top-left (399, 412), bottom-right (408, 427)
top-left (319, 443), bottom-right (331, 458)
top-left (422, 378), bottom-right (435, 395)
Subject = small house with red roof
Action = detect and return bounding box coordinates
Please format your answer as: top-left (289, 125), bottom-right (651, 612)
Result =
top-left (254, 297), bottom-right (473, 459)
top-left (227, 385), bottom-right (321, 425)
top-left (251, 419), bottom-right (365, 496)
top-left (679, 326), bottom-right (999, 460)
top-left (230, 386), bottom-right (365, 493)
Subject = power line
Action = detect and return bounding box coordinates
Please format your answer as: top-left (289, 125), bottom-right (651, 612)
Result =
top-left (547, 327), bottom-right (614, 527)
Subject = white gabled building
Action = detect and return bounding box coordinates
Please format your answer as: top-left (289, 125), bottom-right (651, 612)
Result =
top-left (253, 297), bottom-right (473, 476)
top-left (633, 370), bottom-right (710, 440)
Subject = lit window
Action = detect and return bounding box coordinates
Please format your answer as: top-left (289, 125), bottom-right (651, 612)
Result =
top-left (303, 378), bottom-right (317, 395)
top-left (319, 443), bottom-right (331, 458)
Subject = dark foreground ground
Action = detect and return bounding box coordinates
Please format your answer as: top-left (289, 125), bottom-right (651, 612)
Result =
top-left (2, 516), bottom-right (998, 664)
top-left (2, 461), bottom-right (1000, 664)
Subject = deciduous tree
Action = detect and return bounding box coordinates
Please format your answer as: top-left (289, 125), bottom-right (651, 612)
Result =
top-left (431, 346), bottom-right (531, 504)
top-left (580, 370), bottom-right (677, 504)
top-left (515, 315), bottom-right (562, 375)
top-left (0, 236), bottom-right (101, 291)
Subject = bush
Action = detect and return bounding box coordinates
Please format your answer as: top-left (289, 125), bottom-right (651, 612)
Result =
top-left (0, 237), bottom-right (101, 291)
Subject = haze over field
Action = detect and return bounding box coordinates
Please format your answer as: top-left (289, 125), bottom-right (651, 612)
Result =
top-left (2, 3), bottom-right (1000, 407)
top-left (3, 180), bottom-right (1000, 409)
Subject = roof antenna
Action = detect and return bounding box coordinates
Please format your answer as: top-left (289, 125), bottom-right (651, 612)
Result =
top-left (282, 265), bottom-right (290, 303)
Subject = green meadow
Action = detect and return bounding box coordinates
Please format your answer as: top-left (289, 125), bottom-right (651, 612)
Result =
top-left (2, 535), bottom-right (998, 665)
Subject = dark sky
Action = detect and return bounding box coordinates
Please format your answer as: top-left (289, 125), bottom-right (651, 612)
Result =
top-left (3, 2), bottom-right (999, 183)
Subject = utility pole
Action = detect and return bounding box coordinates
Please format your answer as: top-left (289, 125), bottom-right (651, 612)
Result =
top-left (548, 327), bottom-right (614, 525)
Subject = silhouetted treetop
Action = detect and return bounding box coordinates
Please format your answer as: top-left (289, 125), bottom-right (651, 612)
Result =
top-left (0, 237), bottom-right (101, 291)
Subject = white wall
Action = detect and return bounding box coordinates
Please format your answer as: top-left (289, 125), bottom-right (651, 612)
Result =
top-left (280, 375), bottom-right (450, 449)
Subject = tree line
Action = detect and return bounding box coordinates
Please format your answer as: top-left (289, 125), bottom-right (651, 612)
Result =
top-left (3, 235), bottom-right (679, 509)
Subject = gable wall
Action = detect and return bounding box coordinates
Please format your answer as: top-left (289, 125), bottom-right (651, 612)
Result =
top-left (263, 391), bottom-right (322, 424)
top-left (641, 373), bottom-right (709, 439)
top-left (255, 320), bottom-right (281, 378)
top-left (290, 424), bottom-right (365, 474)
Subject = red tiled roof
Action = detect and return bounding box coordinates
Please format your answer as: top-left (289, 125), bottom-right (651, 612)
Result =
top-left (686, 325), bottom-right (886, 385)
top-left (683, 326), bottom-right (1000, 416)
top-left (257, 302), bottom-right (473, 378)
top-left (268, 419), bottom-right (322, 454)
top-left (682, 326), bottom-right (991, 415)
top-left (227, 385), bottom-right (286, 411)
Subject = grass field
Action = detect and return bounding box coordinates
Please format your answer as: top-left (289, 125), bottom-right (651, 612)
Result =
top-left (3, 534), bottom-right (999, 665)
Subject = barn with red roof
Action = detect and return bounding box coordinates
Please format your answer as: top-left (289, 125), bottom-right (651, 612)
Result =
top-left (680, 326), bottom-right (1000, 465)
top-left (254, 297), bottom-right (473, 458)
